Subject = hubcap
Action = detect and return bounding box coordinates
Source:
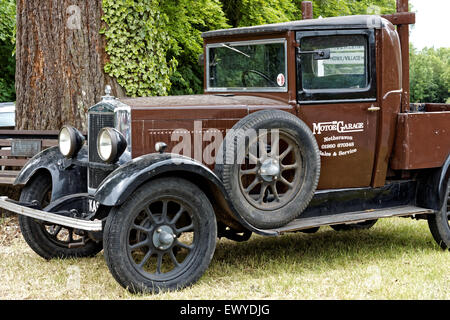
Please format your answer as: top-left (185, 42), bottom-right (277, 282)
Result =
top-left (260, 158), bottom-right (280, 182)
top-left (153, 225), bottom-right (176, 250)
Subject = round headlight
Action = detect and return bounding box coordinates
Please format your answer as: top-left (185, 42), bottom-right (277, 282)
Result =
top-left (97, 128), bottom-right (127, 163)
top-left (59, 125), bottom-right (84, 158)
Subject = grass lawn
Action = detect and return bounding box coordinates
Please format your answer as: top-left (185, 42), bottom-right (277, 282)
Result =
top-left (0, 216), bottom-right (449, 300)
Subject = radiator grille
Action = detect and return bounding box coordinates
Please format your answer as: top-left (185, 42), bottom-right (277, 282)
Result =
top-left (88, 112), bottom-right (114, 189)
top-left (89, 168), bottom-right (112, 190)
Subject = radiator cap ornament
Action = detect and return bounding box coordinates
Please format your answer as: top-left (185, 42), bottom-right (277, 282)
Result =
top-left (102, 85), bottom-right (115, 101)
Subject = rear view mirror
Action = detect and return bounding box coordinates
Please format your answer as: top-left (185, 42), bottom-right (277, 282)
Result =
top-left (298, 48), bottom-right (331, 60)
top-left (313, 49), bottom-right (330, 60)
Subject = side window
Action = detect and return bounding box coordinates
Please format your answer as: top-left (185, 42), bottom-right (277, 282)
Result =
top-left (297, 30), bottom-right (376, 103)
top-left (301, 35), bottom-right (367, 90)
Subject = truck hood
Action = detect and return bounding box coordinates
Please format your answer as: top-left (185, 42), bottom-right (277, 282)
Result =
top-left (119, 94), bottom-right (291, 121)
top-left (120, 94), bottom-right (288, 110)
top-left (119, 94), bottom-right (293, 159)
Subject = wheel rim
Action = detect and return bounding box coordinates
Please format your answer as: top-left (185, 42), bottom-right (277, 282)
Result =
top-left (126, 197), bottom-right (199, 281)
top-left (37, 184), bottom-right (86, 248)
top-left (238, 130), bottom-right (304, 211)
top-left (42, 224), bottom-right (86, 247)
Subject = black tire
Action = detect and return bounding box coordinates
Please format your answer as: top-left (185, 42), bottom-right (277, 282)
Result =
top-left (427, 178), bottom-right (450, 250)
top-left (18, 174), bottom-right (103, 260)
top-left (330, 219), bottom-right (378, 232)
top-left (216, 109), bottom-right (320, 229)
top-left (103, 177), bottom-right (217, 294)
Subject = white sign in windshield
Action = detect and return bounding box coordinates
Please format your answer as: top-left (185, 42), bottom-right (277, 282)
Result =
top-left (317, 46), bottom-right (365, 76)
top-left (327, 47), bottom-right (365, 65)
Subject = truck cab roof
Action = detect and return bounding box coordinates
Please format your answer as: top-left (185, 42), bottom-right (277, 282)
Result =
top-left (202, 15), bottom-right (385, 39)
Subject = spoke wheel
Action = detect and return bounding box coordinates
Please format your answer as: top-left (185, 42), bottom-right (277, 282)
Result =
top-left (216, 109), bottom-right (320, 229)
top-left (104, 177), bottom-right (217, 294)
top-left (239, 130), bottom-right (304, 211)
top-left (127, 198), bottom-right (198, 280)
top-left (41, 223), bottom-right (86, 247)
top-left (39, 190), bottom-right (86, 248)
top-left (18, 174), bottom-right (103, 259)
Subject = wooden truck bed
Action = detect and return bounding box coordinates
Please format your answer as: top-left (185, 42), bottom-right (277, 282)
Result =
top-left (391, 104), bottom-right (450, 170)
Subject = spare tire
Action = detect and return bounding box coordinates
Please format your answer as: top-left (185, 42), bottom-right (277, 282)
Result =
top-left (215, 109), bottom-right (320, 229)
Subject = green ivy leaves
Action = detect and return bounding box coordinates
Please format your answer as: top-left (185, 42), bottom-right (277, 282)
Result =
top-left (102, 0), bottom-right (177, 97)
top-left (101, 0), bottom-right (229, 97)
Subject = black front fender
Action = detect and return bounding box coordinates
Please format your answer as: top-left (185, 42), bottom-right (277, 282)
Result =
top-left (14, 146), bottom-right (87, 201)
top-left (94, 153), bottom-right (222, 206)
top-left (94, 153), bottom-right (278, 237)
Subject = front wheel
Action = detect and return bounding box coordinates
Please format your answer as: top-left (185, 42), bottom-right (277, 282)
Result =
top-left (427, 179), bottom-right (450, 250)
top-left (18, 174), bottom-right (103, 260)
top-left (103, 177), bottom-right (217, 294)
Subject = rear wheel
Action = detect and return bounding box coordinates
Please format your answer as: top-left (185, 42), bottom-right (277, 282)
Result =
top-left (103, 177), bottom-right (217, 294)
top-left (18, 174), bottom-right (103, 260)
top-left (427, 179), bottom-right (450, 250)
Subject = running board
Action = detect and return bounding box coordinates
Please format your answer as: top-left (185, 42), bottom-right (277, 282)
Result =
top-left (272, 205), bottom-right (434, 235)
top-left (0, 196), bottom-right (102, 231)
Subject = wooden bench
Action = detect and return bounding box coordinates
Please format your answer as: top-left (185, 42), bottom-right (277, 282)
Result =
top-left (0, 130), bottom-right (59, 185)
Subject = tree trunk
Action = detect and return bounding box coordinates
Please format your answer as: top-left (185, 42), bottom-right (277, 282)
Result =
top-left (15, 0), bottom-right (123, 131)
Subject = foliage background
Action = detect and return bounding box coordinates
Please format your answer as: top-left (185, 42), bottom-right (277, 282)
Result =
top-left (101, 0), bottom-right (177, 97)
top-left (410, 46), bottom-right (450, 103)
top-left (100, 0), bottom-right (400, 97)
top-left (0, 0), bottom-right (448, 103)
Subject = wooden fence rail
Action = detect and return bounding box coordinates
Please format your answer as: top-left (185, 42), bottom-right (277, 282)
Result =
top-left (0, 130), bottom-right (59, 185)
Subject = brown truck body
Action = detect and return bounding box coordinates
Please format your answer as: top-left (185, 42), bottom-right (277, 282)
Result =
top-left (123, 15), bottom-right (449, 191)
top-left (3, 1), bottom-right (449, 294)
top-left (392, 105), bottom-right (450, 170)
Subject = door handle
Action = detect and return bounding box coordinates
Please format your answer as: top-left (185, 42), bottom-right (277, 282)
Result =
top-left (368, 105), bottom-right (381, 112)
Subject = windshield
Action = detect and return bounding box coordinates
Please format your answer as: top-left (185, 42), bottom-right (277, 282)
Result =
top-left (206, 39), bottom-right (287, 92)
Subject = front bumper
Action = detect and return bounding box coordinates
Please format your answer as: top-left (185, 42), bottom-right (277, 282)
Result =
top-left (0, 196), bottom-right (103, 231)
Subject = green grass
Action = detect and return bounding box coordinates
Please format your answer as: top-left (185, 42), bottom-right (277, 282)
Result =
top-left (0, 217), bottom-right (449, 300)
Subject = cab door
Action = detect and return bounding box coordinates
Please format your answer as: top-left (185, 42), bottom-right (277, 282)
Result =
top-left (296, 29), bottom-right (379, 189)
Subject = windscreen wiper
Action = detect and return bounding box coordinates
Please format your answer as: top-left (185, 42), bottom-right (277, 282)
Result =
top-left (222, 43), bottom-right (250, 58)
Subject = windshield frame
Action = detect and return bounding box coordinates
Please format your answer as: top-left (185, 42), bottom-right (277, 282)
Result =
top-left (205, 38), bottom-right (288, 93)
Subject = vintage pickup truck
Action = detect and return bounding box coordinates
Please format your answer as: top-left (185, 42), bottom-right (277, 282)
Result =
top-left (1, 5), bottom-right (449, 293)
